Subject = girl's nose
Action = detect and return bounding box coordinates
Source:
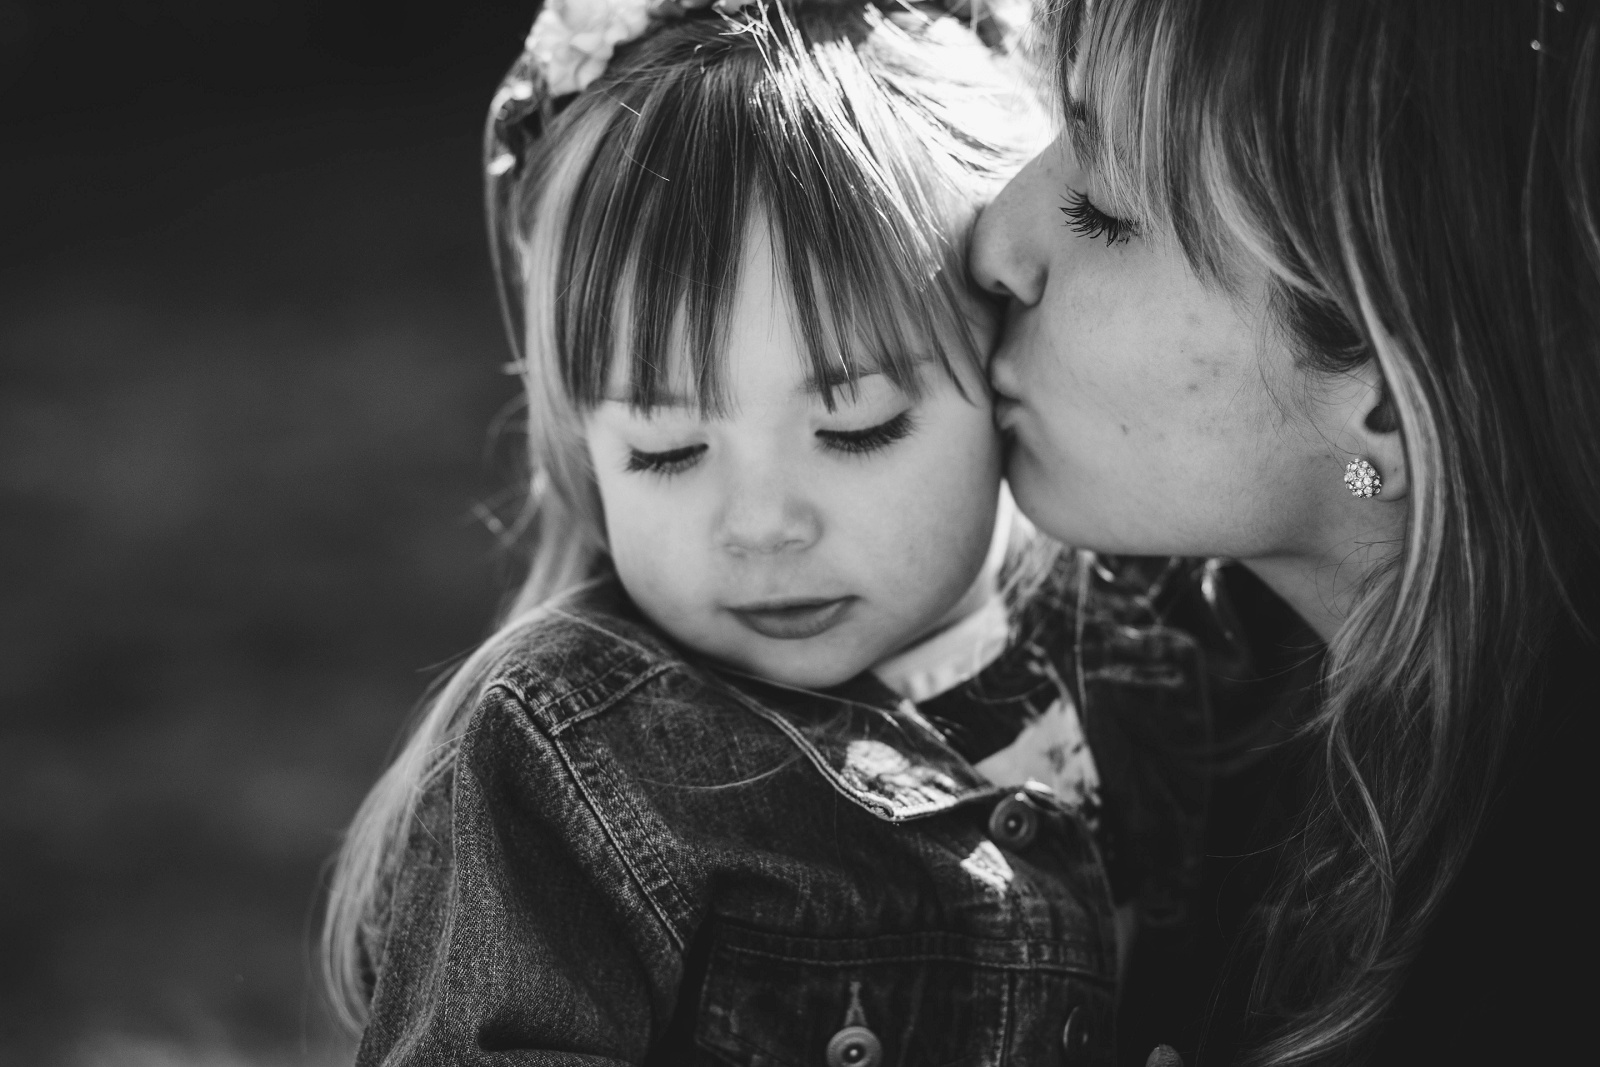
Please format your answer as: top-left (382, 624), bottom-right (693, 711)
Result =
top-left (969, 153), bottom-right (1051, 309)
top-left (717, 469), bottom-right (820, 557)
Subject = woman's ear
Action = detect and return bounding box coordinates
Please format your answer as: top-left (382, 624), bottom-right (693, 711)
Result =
top-left (1339, 360), bottom-right (1409, 501)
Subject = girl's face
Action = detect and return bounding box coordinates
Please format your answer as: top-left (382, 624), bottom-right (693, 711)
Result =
top-left (584, 224), bottom-right (1002, 689)
top-left (969, 134), bottom-right (1381, 567)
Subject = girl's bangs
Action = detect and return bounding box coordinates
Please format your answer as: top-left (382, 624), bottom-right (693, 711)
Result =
top-left (548, 8), bottom-right (1018, 415)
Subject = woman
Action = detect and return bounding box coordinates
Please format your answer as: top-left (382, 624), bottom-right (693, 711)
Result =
top-left (972, 1), bottom-right (1598, 1064)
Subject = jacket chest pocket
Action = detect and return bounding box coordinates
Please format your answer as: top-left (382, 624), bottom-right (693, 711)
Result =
top-left (692, 925), bottom-right (1116, 1067)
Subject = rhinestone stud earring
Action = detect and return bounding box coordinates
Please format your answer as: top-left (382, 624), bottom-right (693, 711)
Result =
top-left (1344, 458), bottom-right (1382, 498)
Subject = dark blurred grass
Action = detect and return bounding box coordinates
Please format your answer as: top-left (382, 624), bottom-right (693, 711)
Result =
top-left (1, 3), bottom-right (539, 1063)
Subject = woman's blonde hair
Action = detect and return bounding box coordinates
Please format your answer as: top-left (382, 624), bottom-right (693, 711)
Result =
top-left (1053, 0), bottom-right (1600, 1062)
top-left (321, 2), bottom-right (1041, 1029)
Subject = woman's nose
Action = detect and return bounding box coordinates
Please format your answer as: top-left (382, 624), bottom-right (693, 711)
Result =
top-left (716, 467), bottom-right (820, 557)
top-left (969, 153), bottom-right (1051, 309)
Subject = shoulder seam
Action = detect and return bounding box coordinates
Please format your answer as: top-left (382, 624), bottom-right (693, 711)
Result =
top-left (483, 679), bottom-right (695, 952)
top-left (496, 660), bottom-right (678, 736)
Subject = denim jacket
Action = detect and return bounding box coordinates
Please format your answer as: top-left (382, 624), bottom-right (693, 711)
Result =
top-left (358, 570), bottom-right (1208, 1067)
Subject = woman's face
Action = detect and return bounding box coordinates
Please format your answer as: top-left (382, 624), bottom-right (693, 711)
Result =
top-left (970, 134), bottom-right (1373, 565)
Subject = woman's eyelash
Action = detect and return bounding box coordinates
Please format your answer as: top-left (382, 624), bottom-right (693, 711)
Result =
top-left (817, 411), bottom-right (916, 455)
top-left (1060, 189), bottom-right (1139, 246)
top-left (625, 443), bottom-right (706, 475)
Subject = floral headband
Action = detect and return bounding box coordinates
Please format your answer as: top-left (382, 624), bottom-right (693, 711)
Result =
top-left (483, 0), bottom-right (1032, 361)
top-left (487, 0), bottom-right (1028, 177)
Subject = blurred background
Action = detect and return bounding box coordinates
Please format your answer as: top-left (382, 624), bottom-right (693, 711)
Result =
top-left (1, 3), bottom-right (540, 1063)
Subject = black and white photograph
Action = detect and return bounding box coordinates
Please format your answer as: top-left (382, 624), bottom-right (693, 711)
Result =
top-left (3, 1), bottom-right (1594, 1065)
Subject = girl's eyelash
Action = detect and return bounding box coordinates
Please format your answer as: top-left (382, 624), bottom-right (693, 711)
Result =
top-left (623, 413), bottom-right (913, 473)
top-left (816, 411), bottom-right (916, 455)
top-left (1060, 189), bottom-right (1139, 246)
top-left (625, 443), bottom-right (706, 476)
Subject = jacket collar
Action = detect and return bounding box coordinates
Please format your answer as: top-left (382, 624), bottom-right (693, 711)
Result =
top-left (872, 596), bottom-right (1012, 704)
top-left (721, 670), bottom-right (1006, 823)
top-left (506, 579), bottom-right (1008, 822)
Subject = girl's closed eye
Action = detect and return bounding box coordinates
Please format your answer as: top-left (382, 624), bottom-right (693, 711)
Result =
top-left (817, 410), bottom-right (917, 456)
top-left (625, 442), bottom-right (707, 476)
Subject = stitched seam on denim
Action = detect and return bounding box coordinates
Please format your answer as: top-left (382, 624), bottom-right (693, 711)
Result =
top-left (540, 662), bottom-right (675, 736)
top-left (994, 968), bottom-right (1012, 1064)
top-left (501, 668), bottom-right (626, 727)
top-left (524, 706), bottom-right (690, 953)
top-left (511, 662), bottom-right (631, 725)
top-left (715, 943), bottom-right (1110, 979)
top-left (582, 734), bottom-right (698, 941)
top-left (506, 638), bottom-right (644, 708)
top-left (726, 691), bottom-right (1002, 822)
top-left (499, 672), bottom-right (698, 944)
top-left (498, 659), bottom-right (672, 736)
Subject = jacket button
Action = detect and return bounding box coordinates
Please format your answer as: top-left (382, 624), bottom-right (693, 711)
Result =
top-left (988, 792), bottom-right (1039, 850)
top-left (1061, 1006), bottom-right (1092, 1062)
top-left (826, 1025), bottom-right (882, 1067)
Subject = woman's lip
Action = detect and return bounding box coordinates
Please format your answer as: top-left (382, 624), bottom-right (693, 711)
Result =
top-left (727, 597), bottom-right (856, 640)
top-left (988, 347), bottom-right (1023, 397)
top-left (993, 394), bottom-right (1024, 431)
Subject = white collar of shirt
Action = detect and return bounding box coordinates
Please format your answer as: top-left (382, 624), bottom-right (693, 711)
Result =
top-left (873, 595), bottom-right (1011, 704)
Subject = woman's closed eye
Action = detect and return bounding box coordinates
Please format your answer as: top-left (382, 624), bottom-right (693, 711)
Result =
top-left (817, 411), bottom-right (917, 456)
top-left (625, 443), bottom-right (706, 476)
top-left (1060, 189), bottom-right (1140, 247)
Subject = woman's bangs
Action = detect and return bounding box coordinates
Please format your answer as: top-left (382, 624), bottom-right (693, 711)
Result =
top-left (552, 9), bottom-right (992, 417)
top-left (1057, 0), bottom-right (1258, 288)
top-left (1057, 0), bottom-right (1160, 217)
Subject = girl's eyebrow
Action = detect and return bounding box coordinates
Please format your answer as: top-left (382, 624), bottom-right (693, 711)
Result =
top-left (800, 356), bottom-right (930, 398)
top-left (602, 389), bottom-right (694, 407)
top-left (800, 367), bottom-right (885, 398)
top-left (599, 357), bottom-right (926, 406)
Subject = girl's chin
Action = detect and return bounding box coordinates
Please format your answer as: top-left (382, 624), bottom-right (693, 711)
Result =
top-left (736, 656), bottom-right (865, 691)
top-left (708, 635), bottom-right (877, 691)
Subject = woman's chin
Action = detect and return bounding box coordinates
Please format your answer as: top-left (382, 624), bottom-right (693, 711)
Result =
top-left (1003, 445), bottom-right (1084, 547)
top-left (1004, 448), bottom-right (1151, 556)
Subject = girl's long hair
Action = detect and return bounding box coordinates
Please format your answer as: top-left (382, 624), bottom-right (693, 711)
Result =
top-left (1052, 0), bottom-right (1599, 1062)
top-left (320, 3), bottom-right (1040, 1030)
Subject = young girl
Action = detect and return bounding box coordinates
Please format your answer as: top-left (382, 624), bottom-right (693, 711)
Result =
top-left (324, 1), bottom-right (1208, 1063)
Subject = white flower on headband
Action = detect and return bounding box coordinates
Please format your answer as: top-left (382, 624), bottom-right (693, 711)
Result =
top-left (525, 0), bottom-right (764, 96)
top-left (526, 0), bottom-right (657, 96)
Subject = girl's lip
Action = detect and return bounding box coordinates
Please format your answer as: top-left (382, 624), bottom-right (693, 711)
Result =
top-left (727, 597), bottom-right (856, 640)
